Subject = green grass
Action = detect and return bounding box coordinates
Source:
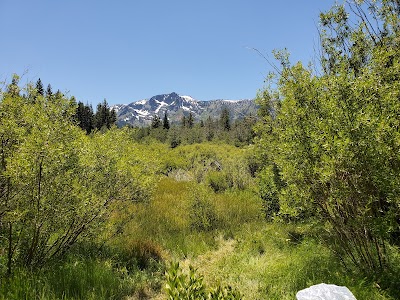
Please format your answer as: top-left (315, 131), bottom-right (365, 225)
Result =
top-left (2, 141), bottom-right (399, 299)
top-left (1, 260), bottom-right (123, 300)
top-left (114, 177), bottom-right (263, 258)
top-left (180, 222), bottom-right (396, 300)
top-left (0, 246), bottom-right (164, 300)
top-left (112, 178), bottom-right (219, 259)
top-left (110, 175), bottom-right (398, 299)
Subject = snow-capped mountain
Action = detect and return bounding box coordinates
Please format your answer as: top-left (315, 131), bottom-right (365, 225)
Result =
top-left (112, 92), bottom-right (257, 127)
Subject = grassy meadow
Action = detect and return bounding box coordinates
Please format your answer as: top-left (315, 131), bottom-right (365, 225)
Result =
top-left (2, 141), bottom-right (397, 299)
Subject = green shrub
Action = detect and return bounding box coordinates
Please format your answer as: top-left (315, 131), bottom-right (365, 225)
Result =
top-left (118, 239), bottom-right (164, 272)
top-left (190, 189), bottom-right (219, 232)
top-left (165, 262), bottom-right (241, 300)
top-left (165, 262), bottom-right (206, 300)
top-left (208, 285), bottom-right (242, 300)
top-left (224, 161), bottom-right (253, 191)
top-left (206, 171), bottom-right (229, 193)
top-left (257, 165), bottom-right (280, 220)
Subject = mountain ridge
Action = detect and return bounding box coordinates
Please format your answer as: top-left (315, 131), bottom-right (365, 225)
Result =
top-left (112, 92), bottom-right (258, 127)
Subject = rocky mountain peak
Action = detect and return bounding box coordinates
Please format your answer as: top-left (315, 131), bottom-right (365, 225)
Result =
top-left (112, 92), bottom-right (257, 127)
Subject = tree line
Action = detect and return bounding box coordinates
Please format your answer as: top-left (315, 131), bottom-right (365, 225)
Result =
top-left (74, 100), bottom-right (117, 134)
top-left (133, 108), bottom-right (257, 147)
top-left (8, 76), bottom-right (117, 134)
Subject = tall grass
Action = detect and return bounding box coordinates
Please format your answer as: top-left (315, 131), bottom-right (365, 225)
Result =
top-left (0, 259), bottom-right (124, 300)
top-left (182, 222), bottom-right (396, 300)
top-left (114, 171), bottom-right (397, 299)
top-left (115, 177), bottom-right (263, 259)
top-left (113, 178), bottom-right (218, 258)
top-left (0, 243), bottom-right (165, 300)
top-left (3, 141), bottom-right (398, 299)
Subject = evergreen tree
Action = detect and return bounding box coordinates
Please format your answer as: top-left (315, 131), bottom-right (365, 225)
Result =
top-left (151, 115), bottom-right (161, 129)
top-left (163, 112), bottom-right (170, 130)
top-left (75, 101), bottom-right (94, 134)
top-left (94, 99), bottom-right (115, 130)
top-left (220, 107), bottom-right (231, 131)
top-left (187, 112), bottom-right (194, 128)
top-left (36, 78), bottom-right (44, 96)
top-left (75, 102), bottom-right (85, 128)
top-left (109, 108), bottom-right (117, 127)
top-left (46, 84), bottom-right (53, 99)
top-left (205, 116), bottom-right (214, 141)
top-left (181, 115), bottom-right (187, 127)
top-left (232, 116), bottom-right (256, 146)
top-left (169, 128), bottom-right (181, 148)
top-left (85, 104), bottom-right (94, 132)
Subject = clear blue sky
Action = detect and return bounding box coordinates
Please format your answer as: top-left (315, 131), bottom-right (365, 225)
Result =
top-left (0, 0), bottom-right (336, 105)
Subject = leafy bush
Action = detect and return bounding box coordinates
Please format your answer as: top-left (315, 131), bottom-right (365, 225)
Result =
top-left (165, 262), bottom-right (206, 300)
top-left (206, 171), bottom-right (229, 193)
top-left (224, 160), bottom-right (253, 191)
top-left (254, 0), bottom-right (400, 276)
top-left (257, 165), bottom-right (280, 220)
top-left (0, 90), bottom-right (152, 273)
top-left (190, 188), bottom-right (219, 232)
top-left (165, 262), bottom-right (241, 300)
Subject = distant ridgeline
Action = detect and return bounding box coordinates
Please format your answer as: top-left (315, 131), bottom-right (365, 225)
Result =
top-left (111, 92), bottom-right (258, 127)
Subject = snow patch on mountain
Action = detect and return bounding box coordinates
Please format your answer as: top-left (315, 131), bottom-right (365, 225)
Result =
top-left (222, 100), bottom-right (241, 103)
top-left (112, 92), bottom-right (257, 127)
top-left (154, 100), bottom-right (168, 114)
top-left (181, 95), bottom-right (196, 103)
top-left (133, 108), bottom-right (150, 116)
top-left (136, 99), bottom-right (147, 105)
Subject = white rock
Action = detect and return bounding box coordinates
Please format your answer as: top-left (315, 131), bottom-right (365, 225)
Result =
top-left (296, 283), bottom-right (357, 300)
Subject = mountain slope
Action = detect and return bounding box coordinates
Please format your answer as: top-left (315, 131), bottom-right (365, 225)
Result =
top-left (113, 92), bottom-right (258, 127)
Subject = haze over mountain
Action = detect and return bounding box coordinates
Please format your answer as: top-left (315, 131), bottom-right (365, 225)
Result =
top-left (112, 92), bottom-right (258, 127)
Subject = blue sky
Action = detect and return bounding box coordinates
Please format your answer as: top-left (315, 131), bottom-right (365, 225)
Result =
top-left (0, 1), bottom-right (336, 105)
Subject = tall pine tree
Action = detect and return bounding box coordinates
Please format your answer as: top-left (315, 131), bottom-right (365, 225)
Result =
top-left (151, 115), bottom-right (161, 129)
top-left (163, 112), bottom-right (170, 130)
top-left (46, 84), bottom-right (53, 100)
top-left (181, 115), bottom-right (187, 128)
top-left (94, 99), bottom-right (115, 130)
top-left (187, 112), bottom-right (194, 128)
top-left (36, 78), bottom-right (44, 96)
top-left (75, 101), bottom-right (94, 134)
top-left (220, 107), bottom-right (231, 131)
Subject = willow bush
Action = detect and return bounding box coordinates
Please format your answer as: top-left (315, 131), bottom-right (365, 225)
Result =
top-left (0, 81), bottom-right (152, 275)
top-left (255, 0), bottom-right (400, 276)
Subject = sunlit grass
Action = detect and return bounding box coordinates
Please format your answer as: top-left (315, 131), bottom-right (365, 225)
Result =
top-left (115, 178), bottom-right (218, 258)
top-left (3, 141), bottom-right (398, 300)
top-left (181, 222), bottom-right (395, 300)
top-left (1, 259), bottom-right (126, 300)
top-left (117, 176), bottom-right (263, 257)
top-left (113, 173), bottom-right (396, 299)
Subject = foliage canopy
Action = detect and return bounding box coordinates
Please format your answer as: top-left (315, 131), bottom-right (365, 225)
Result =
top-left (255, 0), bottom-right (400, 275)
top-left (0, 80), bottom-right (151, 274)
